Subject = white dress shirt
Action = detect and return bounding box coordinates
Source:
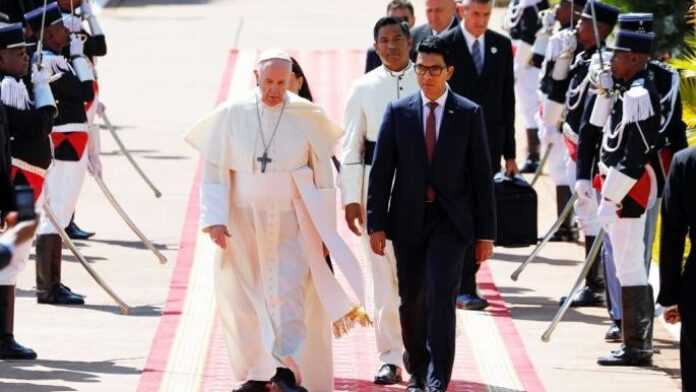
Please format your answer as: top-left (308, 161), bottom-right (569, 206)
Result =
top-left (420, 89), bottom-right (448, 140)
top-left (460, 23), bottom-right (486, 68)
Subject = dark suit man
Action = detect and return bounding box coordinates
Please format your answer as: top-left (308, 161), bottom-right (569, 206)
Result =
top-left (409, 0), bottom-right (459, 59)
top-left (657, 147), bottom-right (696, 391)
top-left (441, 0), bottom-right (516, 310)
top-left (367, 36), bottom-right (496, 392)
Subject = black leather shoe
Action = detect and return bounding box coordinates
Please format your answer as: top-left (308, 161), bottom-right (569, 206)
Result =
top-left (0, 335), bottom-right (37, 360)
top-left (406, 376), bottom-right (425, 392)
top-left (597, 345), bottom-right (652, 367)
top-left (456, 294), bottom-right (489, 311)
top-left (65, 221), bottom-right (95, 240)
top-left (374, 364), bottom-right (402, 385)
top-left (520, 159), bottom-right (539, 174)
top-left (559, 286), bottom-right (606, 308)
top-left (270, 368), bottom-right (307, 392)
top-left (233, 380), bottom-right (269, 392)
top-left (37, 284), bottom-right (85, 305)
top-left (605, 320), bottom-right (622, 342)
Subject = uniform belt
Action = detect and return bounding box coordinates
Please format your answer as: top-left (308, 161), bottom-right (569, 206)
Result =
top-left (364, 140), bottom-right (376, 165)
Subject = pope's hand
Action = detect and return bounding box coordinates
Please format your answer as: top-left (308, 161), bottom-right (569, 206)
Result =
top-left (206, 225), bottom-right (230, 250)
top-left (344, 203), bottom-right (363, 236)
top-left (369, 231), bottom-right (386, 256)
top-left (474, 240), bottom-right (494, 264)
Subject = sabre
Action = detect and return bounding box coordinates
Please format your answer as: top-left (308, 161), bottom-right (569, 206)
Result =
top-left (510, 191), bottom-right (578, 281)
top-left (43, 202), bottom-right (130, 314)
top-left (530, 142), bottom-right (553, 187)
top-left (541, 229), bottom-right (605, 342)
top-left (99, 109), bottom-right (162, 198)
top-left (588, 0), bottom-right (604, 67)
top-left (34, 0), bottom-right (49, 67)
top-left (93, 175), bottom-right (168, 265)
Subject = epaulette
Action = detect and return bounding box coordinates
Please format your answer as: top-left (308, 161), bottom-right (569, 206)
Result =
top-left (622, 80), bottom-right (654, 124)
top-left (0, 76), bottom-right (31, 110)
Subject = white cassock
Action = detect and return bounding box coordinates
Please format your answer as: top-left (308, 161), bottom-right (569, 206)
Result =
top-left (185, 90), bottom-right (368, 391)
top-left (339, 63), bottom-right (419, 368)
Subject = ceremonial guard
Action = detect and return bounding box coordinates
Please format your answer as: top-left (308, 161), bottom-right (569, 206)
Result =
top-left (340, 16), bottom-right (419, 386)
top-left (59, 0), bottom-right (106, 239)
top-left (26, 1), bottom-right (95, 305)
top-left (0, 22), bottom-right (55, 359)
top-left (554, 2), bottom-right (618, 308)
top-left (503, 0), bottom-right (550, 173)
top-left (537, 0), bottom-right (586, 242)
top-left (587, 29), bottom-right (661, 366)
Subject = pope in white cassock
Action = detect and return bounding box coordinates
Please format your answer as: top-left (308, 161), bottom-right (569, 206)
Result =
top-left (185, 50), bottom-right (369, 392)
top-left (340, 16), bottom-right (419, 386)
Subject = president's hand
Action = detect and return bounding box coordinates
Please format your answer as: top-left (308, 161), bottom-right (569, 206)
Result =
top-left (474, 240), bottom-right (494, 264)
top-left (664, 307), bottom-right (681, 324)
top-left (504, 159), bottom-right (519, 177)
top-left (206, 225), bottom-right (230, 250)
top-left (369, 231), bottom-right (386, 256)
top-left (344, 203), bottom-right (364, 236)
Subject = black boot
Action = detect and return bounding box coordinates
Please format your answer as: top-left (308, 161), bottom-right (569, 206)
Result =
top-left (550, 186), bottom-right (579, 242)
top-left (598, 286), bottom-right (654, 366)
top-left (35, 234), bottom-right (85, 305)
top-left (65, 214), bottom-right (95, 240)
top-left (270, 368), bottom-right (307, 392)
top-left (520, 128), bottom-right (541, 173)
top-left (0, 286), bottom-right (37, 360)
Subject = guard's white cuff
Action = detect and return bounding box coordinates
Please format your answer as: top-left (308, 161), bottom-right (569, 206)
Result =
top-left (200, 183), bottom-right (229, 229)
top-left (72, 56), bottom-right (95, 82)
top-left (515, 41), bottom-right (533, 67)
top-left (602, 167), bottom-right (637, 203)
top-left (33, 82), bottom-right (56, 110)
top-left (590, 93), bottom-right (613, 127)
top-left (542, 99), bottom-right (564, 125)
top-left (87, 15), bottom-right (104, 36)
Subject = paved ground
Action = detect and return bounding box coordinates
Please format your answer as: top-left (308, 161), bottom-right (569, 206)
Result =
top-left (0, 1), bottom-right (684, 391)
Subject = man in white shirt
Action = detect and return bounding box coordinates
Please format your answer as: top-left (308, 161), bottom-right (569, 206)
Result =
top-left (341, 16), bottom-right (419, 386)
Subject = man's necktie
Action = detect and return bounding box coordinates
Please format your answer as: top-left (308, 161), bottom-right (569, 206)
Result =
top-left (472, 39), bottom-right (483, 75)
top-left (425, 101), bottom-right (438, 202)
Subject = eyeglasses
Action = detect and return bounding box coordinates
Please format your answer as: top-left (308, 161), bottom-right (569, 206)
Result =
top-left (415, 64), bottom-right (446, 76)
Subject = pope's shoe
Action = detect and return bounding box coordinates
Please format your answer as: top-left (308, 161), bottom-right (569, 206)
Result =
top-left (374, 363), bottom-right (403, 385)
top-left (233, 380), bottom-right (269, 392)
top-left (269, 368), bottom-right (307, 392)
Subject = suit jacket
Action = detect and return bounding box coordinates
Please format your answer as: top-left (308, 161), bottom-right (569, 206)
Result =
top-left (367, 91), bottom-right (496, 245)
top-left (657, 147), bottom-right (696, 316)
top-left (441, 27), bottom-right (516, 170)
top-left (410, 17), bottom-right (460, 60)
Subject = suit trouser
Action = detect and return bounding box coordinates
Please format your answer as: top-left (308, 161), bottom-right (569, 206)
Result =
top-left (359, 234), bottom-right (403, 367)
top-left (393, 202), bottom-right (468, 390)
top-left (683, 313), bottom-right (695, 392)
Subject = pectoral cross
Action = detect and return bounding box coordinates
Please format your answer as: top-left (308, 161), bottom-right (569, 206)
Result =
top-left (257, 152), bottom-right (272, 173)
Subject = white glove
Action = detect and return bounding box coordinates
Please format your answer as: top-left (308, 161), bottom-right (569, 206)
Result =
top-left (539, 123), bottom-right (559, 147)
top-left (69, 34), bottom-right (84, 57)
top-left (30, 64), bottom-right (50, 86)
top-left (81, 0), bottom-right (94, 17)
top-left (560, 30), bottom-right (577, 55)
top-left (596, 199), bottom-right (619, 228)
top-left (597, 69), bottom-right (613, 92)
top-left (574, 179), bottom-right (593, 200)
top-left (63, 14), bottom-right (82, 34)
top-left (540, 9), bottom-right (556, 30)
top-left (545, 34), bottom-right (562, 60)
